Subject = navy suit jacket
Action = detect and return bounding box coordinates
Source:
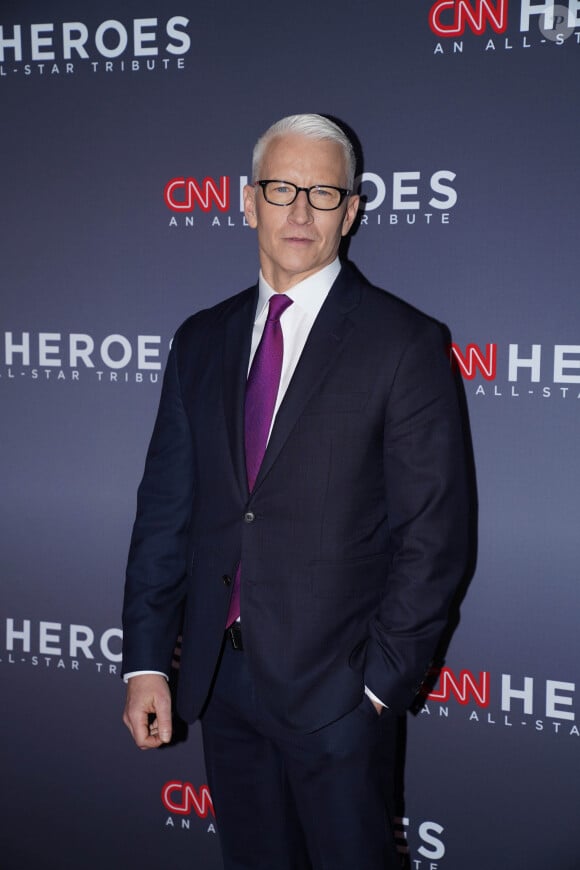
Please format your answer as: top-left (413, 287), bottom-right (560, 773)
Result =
top-left (122, 262), bottom-right (469, 732)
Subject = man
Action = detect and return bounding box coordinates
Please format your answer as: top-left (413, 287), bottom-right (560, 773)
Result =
top-left (122, 114), bottom-right (469, 869)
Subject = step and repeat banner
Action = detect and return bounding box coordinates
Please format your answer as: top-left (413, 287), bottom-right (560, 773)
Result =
top-left (1, 2), bottom-right (578, 868)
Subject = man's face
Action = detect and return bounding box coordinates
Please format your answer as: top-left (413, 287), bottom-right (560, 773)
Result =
top-left (243, 134), bottom-right (360, 293)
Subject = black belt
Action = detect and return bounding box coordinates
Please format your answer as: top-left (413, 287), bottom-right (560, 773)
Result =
top-left (226, 622), bottom-right (243, 651)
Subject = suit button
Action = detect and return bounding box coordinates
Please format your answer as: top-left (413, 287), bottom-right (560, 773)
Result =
top-left (243, 511), bottom-right (255, 523)
top-left (222, 575), bottom-right (232, 586)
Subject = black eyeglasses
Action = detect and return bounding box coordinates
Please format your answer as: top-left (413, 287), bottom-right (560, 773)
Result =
top-left (256, 180), bottom-right (351, 211)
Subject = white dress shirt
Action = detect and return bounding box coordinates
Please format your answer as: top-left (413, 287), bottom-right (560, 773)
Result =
top-left (249, 257), bottom-right (341, 432)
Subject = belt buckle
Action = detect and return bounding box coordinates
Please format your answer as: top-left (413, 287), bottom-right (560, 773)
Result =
top-left (228, 623), bottom-right (243, 651)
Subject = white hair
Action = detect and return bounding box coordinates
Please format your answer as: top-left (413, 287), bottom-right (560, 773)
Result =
top-left (251, 114), bottom-right (356, 188)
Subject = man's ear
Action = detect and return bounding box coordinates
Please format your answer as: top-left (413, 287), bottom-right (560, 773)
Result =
top-left (341, 194), bottom-right (360, 237)
top-left (243, 184), bottom-right (258, 228)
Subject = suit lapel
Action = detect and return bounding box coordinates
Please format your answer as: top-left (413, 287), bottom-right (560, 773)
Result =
top-left (252, 265), bottom-right (362, 493)
top-left (222, 286), bottom-right (258, 498)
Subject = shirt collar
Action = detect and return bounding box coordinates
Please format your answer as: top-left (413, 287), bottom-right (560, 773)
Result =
top-left (256, 258), bottom-right (341, 321)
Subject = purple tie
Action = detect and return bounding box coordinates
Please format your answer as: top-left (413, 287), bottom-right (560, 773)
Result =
top-left (226, 293), bottom-right (293, 626)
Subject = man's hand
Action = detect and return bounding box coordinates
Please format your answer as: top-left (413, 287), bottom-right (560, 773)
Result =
top-left (123, 673), bottom-right (173, 749)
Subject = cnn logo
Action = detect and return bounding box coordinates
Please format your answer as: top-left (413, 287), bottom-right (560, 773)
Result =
top-left (429, 0), bottom-right (508, 36)
top-left (161, 781), bottom-right (215, 817)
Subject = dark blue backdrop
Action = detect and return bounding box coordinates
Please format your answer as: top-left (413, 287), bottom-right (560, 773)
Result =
top-left (2, 2), bottom-right (579, 868)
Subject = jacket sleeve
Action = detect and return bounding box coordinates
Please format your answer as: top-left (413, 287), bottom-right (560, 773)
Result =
top-left (363, 319), bottom-right (471, 713)
top-left (122, 328), bottom-right (194, 677)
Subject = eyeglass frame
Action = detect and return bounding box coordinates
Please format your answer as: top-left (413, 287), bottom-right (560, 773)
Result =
top-left (255, 180), bottom-right (352, 211)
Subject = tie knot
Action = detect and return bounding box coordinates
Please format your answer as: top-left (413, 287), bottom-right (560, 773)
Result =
top-left (267, 294), bottom-right (293, 322)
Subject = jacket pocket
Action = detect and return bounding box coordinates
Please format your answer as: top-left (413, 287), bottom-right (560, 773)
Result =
top-left (310, 552), bottom-right (389, 599)
top-left (303, 392), bottom-right (369, 415)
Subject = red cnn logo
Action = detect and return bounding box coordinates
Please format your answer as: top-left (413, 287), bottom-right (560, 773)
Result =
top-left (450, 343), bottom-right (497, 380)
top-left (428, 667), bottom-right (490, 707)
top-left (429, 0), bottom-right (508, 36)
top-left (164, 176), bottom-right (230, 212)
top-left (161, 781), bottom-right (215, 818)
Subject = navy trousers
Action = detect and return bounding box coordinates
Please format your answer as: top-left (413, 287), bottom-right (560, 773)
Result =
top-left (201, 639), bottom-right (402, 870)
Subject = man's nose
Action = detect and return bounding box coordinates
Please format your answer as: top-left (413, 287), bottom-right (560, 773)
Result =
top-left (288, 190), bottom-right (313, 222)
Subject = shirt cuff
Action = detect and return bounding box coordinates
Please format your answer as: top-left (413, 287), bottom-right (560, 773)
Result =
top-left (123, 669), bottom-right (168, 684)
top-left (364, 685), bottom-right (388, 708)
